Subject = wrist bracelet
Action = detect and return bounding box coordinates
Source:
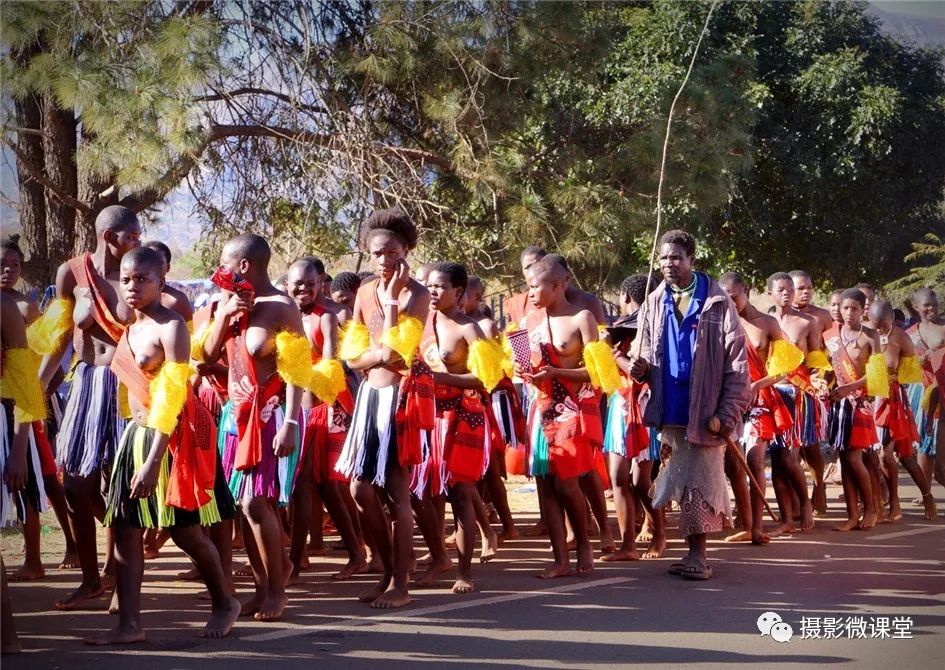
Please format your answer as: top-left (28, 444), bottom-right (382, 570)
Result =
top-left (381, 299), bottom-right (400, 307)
top-left (284, 418), bottom-right (299, 426)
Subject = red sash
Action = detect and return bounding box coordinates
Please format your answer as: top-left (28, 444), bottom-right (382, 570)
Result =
top-left (110, 333), bottom-right (216, 511)
top-left (226, 330), bottom-right (283, 472)
top-left (193, 303), bottom-right (228, 401)
top-left (746, 338), bottom-right (793, 433)
top-left (68, 252), bottom-right (125, 344)
top-left (875, 381), bottom-right (919, 450)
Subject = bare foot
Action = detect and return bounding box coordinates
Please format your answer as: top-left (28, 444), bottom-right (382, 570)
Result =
top-left (332, 558), bottom-right (369, 581)
top-left (177, 567), bottom-right (200, 580)
top-left (239, 593), bottom-right (263, 616)
top-left (813, 483), bottom-right (828, 517)
top-left (199, 596), bottom-right (241, 639)
top-left (576, 544), bottom-right (594, 576)
top-left (480, 527), bottom-right (498, 564)
top-left (642, 535), bottom-right (667, 559)
top-left (143, 547), bottom-right (160, 560)
top-left (800, 501), bottom-right (815, 531)
top-left (751, 531), bottom-right (771, 545)
top-left (536, 563), bottom-right (571, 579)
top-left (84, 624), bottom-right (146, 646)
top-left (9, 564), bottom-right (45, 582)
top-left (601, 548), bottom-right (640, 562)
top-left (522, 522), bottom-right (547, 537)
top-left (285, 567), bottom-right (301, 587)
top-left (55, 581), bottom-right (106, 610)
top-left (890, 501), bottom-right (903, 522)
top-left (834, 519), bottom-right (859, 532)
top-left (254, 593), bottom-right (288, 621)
top-left (636, 522), bottom-right (653, 544)
top-left (358, 579), bottom-right (389, 603)
top-left (724, 530), bottom-right (753, 543)
top-left (234, 563), bottom-right (253, 577)
top-left (198, 583), bottom-right (237, 601)
top-left (307, 543), bottom-right (328, 557)
top-left (58, 550), bottom-right (80, 570)
top-left (771, 521), bottom-right (797, 536)
top-left (415, 552), bottom-right (433, 568)
top-left (451, 577), bottom-right (475, 594)
top-left (444, 533), bottom-right (457, 549)
top-left (922, 493), bottom-right (938, 520)
top-left (108, 589), bottom-right (118, 615)
top-left (413, 557), bottom-right (453, 587)
top-left (370, 586), bottom-right (411, 609)
top-left (857, 510), bottom-right (877, 530)
top-left (497, 528), bottom-right (519, 543)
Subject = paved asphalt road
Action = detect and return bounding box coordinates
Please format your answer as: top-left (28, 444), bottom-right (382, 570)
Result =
top-left (3, 474), bottom-right (943, 669)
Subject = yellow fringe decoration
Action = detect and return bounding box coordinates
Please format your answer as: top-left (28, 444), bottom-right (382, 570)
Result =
top-left (897, 355), bottom-right (923, 385)
top-left (382, 315), bottom-right (423, 366)
top-left (338, 321), bottom-right (370, 362)
top-left (275, 331), bottom-right (317, 390)
top-left (146, 362), bottom-right (190, 435)
top-left (767, 339), bottom-right (805, 377)
top-left (186, 320), bottom-right (194, 335)
top-left (922, 386), bottom-right (933, 411)
top-left (468, 339), bottom-right (505, 393)
top-left (311, 358), bottom-right (347, 405)
top-left (499, 335), bottom-right (515, 379)
top-left (865, 353), bottom-right (890, 399)
top-left (0, 347), bottom-right (47, 423)
top-left (25, 298), bottom-right (73, 356)
top-left (806, 349), bottom-right (832, 372)
top-left (190, 319), bottom-right (213, 363)
top-left (583, 340), bottom-right (621, 395)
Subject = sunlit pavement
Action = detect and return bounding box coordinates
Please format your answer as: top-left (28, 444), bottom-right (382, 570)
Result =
top-left (3, 473), bottom-right (943, 669)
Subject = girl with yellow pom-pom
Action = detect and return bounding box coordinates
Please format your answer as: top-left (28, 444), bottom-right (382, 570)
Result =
top-left (519, 255), bottom-right (620, 580)
top-left (824, 288), bottom-right (887, 532)
top-left (333, 209), bottom-right (429, 610)
top-left (90, 246), bottom-right (238, 646)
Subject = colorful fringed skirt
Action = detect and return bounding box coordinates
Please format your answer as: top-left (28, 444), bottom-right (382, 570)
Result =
top-left (0, 401), bottom-right (52, 527)
top-left (304, 402), bottom-right (352, 485)
top-left (602, 388), bottom-right (650, 461)
top-left (335, 382), bottom-right (399, 487)
top-left (218, 400), bottom-right (300, 507)
top-left (56, 362), bottom-right (126, 477)
top-left (103, 422), bottom-right (234, 529)
top-left (829, 396), bottom-right (879, 451)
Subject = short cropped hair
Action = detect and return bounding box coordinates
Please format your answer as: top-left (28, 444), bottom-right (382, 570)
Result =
top-left (620, 273), bottom-right (658, 305)
top-left (121, 246), bottom-right (164, 275)
top-left (429, 261), bottom-right (468, 293)
top-left (659, 229), bottom-right (696, 258)
top-left (145, 240), bottom-right (172, 266)
top-left (330, 272), bottom-right (360, 294)
top-left (766, 271), bottom-right (793, 292)
top-left (840, 288), bottom-right (866, 308)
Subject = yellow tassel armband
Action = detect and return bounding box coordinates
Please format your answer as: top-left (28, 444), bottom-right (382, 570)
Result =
top-left (583, 340), bottom-right (621, 395)
top-left (897, 355), bottom-right (923, 385)
top-left (806, 349), bottom-right (832, 372)
top-left (865, 353), bottom-right (890, 399)
top-left (767, 339), bottom-right (805, 377)
top-left (468, 339), bottom-right (505, 393)
top-left (118, 384), bottom-right (132, 420)
top-left (26, 298), bottom-right (74, 356)
top-left (382, 315), bottom-right (423, 366)
top-left (190, 319), bottom-right (213, 363)
top-left (311, 358), bottom-right (347, 405)
top-left (338, 321), bottom-right (370, 362)
top-left (275, 331), bottom-right (316, 390)
top-left (0, 347), bottom-right (47, 423)
top-left (186, 320), bottom-right (194, 335)
top-left (146, 362), bottom-right (190, 435)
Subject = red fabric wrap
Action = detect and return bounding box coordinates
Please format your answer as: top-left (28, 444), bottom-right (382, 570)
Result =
top-left (617, 380), bottom-right (650, 459)
top-left (746, 339), bottom-right (794, 439)
top-left (525, 308), bottom-right (600, 479)
top-left (32, 421), bottom-right (56, 477)
top-left (68, 252), bottom-right (126, 344)
top-left (395, 361), bottom-right (435, 467)
top-left (226, 332), bottom-right (284, 473)
top-left (875, 380), bottom-right (918, 456)
top-left (111, 333), bottom-right (216, 511)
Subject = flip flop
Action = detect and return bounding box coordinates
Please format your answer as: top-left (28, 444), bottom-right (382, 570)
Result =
top-left (681, 562), bottom-right (713, 581)
top-left (668, 562), bottom-right (688, 575)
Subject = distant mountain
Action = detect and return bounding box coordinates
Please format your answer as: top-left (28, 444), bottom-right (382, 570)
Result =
top-left (868, 2), bottom-right (945, 48)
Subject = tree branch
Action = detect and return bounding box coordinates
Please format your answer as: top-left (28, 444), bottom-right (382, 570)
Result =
top-left (4, 138), bottom-right (91, 215)
top-left (194, 87), bottom-right (328, 115)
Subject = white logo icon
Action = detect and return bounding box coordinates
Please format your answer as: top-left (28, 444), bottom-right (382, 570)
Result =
top-left (757, 611), bottom-right (793, 643)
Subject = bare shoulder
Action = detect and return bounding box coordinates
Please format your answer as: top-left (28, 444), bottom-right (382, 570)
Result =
top-left (406, 278), bottom-right (430, 300)
top-left (756, 313), bottom-right (781, 336)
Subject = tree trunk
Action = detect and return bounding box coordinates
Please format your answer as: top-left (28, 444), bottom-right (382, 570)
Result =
top-left (13, 87), bottom-right (48, 289)
top-left (42, 98), bottom-right (78, 278)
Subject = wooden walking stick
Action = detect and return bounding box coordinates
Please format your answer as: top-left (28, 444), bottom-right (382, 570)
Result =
top-left (721, 432), bottom-right (780, 522)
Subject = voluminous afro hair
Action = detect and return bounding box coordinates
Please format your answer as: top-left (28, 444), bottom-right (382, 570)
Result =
top-left (359, 208), bottom-right (419, 251)
top-left (2, 235), bottom-right (23, 261)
